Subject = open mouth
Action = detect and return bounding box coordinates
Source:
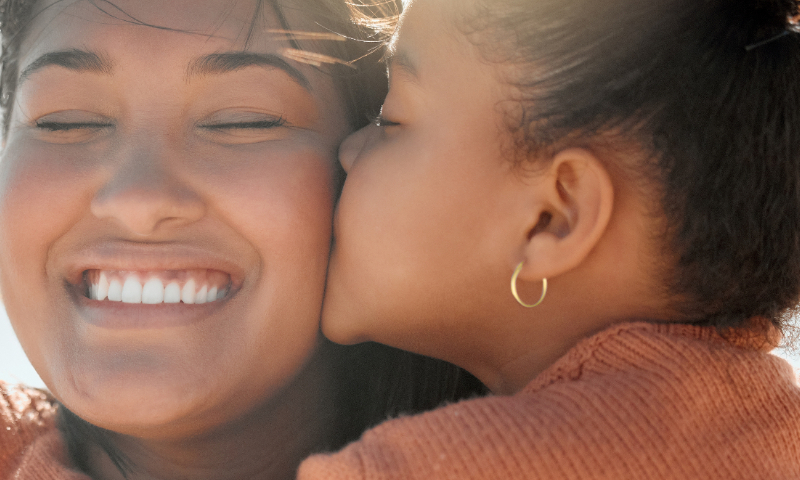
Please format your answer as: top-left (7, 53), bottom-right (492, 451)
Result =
top-left (84, 269), bottom-right (231, 305)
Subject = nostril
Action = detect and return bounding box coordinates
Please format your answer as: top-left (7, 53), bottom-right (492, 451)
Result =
top-left (91, 176), bottom-right (206, 236)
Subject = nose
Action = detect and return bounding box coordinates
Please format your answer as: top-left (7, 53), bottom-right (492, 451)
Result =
top-left (91, 147), bottom-right (206, 237)
top-left (338, 124), bottom-right (374, 173)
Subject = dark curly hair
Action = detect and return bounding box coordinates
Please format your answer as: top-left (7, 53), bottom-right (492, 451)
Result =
top-left (449, 0), bottom-right (800, 339)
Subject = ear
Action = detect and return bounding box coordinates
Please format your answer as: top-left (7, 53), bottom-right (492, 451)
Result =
top-left (515, 148), bottom-right (614, 282)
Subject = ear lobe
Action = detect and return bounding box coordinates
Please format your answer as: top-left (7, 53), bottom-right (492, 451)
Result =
top-left (517, 148), bottom-right (614, 281)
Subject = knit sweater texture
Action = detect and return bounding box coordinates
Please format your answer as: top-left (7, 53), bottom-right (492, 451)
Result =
top-left (0, 382), bottom-right (88, 479)
top-left (298, 322), bottom-right (800, 479)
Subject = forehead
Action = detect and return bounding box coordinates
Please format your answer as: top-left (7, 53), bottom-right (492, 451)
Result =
top-left (389, 0), bottom-right (493, 85)
top-left (392, 0), bottom-right (478, 55)
top-left (20, 0), bottom-right (292, 66)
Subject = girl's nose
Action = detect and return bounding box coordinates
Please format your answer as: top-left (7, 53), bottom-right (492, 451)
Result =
top-left (90, 148), bottom-right (206, 237)
top-left (338, 124), bottom-right (374, 173)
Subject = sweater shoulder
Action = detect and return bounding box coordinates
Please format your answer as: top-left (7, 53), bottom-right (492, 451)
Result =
top-left (300, 323), bottom-right (800, 480)
top-left (526, 322), bottom-right (800, 427)
top-left (528, 321), bottom-right (791, 390)
top-left (0, 381), bottom-right (59, 476)
top-left (0, 380), bottom-right (58, 433)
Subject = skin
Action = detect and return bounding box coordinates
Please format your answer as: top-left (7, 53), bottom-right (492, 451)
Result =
top-left (0, 0), bottom-right (350, 478)
top-left (323, 0), bottom-right (671, 395)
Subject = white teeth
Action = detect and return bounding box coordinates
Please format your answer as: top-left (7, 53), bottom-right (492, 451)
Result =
top-left (121, 277), bottom-right (143, 304)
top-left (108, 279), bottom-right (123, 302)
top-left (181, 279), bottom-right (196, 304)
top-left (195, 285), bottom-right (208, 305)
top-left (164, 282), bottom-right (181, 304)
top-left (142, 278), bottom-right (164, 304)
top-left (89, 271), bottom-right (229, 304)
top-left (96, 272), bottom-right (109, 301)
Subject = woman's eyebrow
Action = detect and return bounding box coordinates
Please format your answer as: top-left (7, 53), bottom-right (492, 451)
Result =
top-left (19, 49), bottom-right (113, 85)
top-left (186, 52), bottom-right (311, 91)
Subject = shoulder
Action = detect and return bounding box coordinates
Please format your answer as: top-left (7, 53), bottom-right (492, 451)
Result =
top-left (525, 322), bottom-right (800, 433)
top-left (0, 381), bottom-right (60, 476)
top-left (529, 321), bottom-right (793, 390)
top-left (299, 322), bottom-right (800, 479)
top-left (0, 380), bottom-right (58, 435)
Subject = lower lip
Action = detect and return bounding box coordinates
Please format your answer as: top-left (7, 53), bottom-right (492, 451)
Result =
top-left (71, 286), bottom-right (234, 330)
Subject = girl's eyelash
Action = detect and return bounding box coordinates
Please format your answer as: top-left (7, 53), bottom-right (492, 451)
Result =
top-left (370, 115), bottom-right (400, 128)
top-left (35, 121), bottom-right (113, 131)
top-left (200, 118), bottom-right (286, 130)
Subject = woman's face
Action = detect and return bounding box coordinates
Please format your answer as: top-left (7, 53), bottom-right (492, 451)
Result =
top-left (0, 0), bottom-right (348, 437)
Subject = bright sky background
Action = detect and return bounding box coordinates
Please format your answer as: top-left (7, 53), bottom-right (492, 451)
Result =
top-left (2, 305), bottom-right (799, 392)
top-left (1, 306), bottom-right (45, 388)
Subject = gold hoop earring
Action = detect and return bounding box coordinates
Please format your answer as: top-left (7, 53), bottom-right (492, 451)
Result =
top-left (511, 262), bottom-right (547, 308)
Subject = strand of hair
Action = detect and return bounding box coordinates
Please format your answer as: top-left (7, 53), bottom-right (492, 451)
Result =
top-left (267, 29), bottom-right (346, 41)
top-left (281, 48), bottom-right (357, 69)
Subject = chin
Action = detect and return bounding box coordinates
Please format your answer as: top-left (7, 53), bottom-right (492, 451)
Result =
top-left (319, 291), bottom-right (365, 346)
top-left (51, 357), bottom-right (233, 438)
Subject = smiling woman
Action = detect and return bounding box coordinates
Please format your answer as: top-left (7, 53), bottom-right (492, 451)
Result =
top-left (3, 0), bottom-right (349, 437)
top-left (0, 1), bottom-right (483, 479)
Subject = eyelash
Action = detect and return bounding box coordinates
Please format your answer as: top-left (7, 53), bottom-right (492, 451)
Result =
top-left (199, 118), bottom-right (286, 130)
top-left (34, 119), bottom-right (287, 132)
top-left (35, 121), bottom-right (113, 131)
top-left (371, 115), bottom-right (400, 128)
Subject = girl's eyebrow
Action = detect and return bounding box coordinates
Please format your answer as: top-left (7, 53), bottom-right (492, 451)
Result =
top-left (386, 50), bottom-right (419, 83)
top-left (19, 49), bottom-right (113, 85)
top-left (186, 52), bottom-right (311, 91)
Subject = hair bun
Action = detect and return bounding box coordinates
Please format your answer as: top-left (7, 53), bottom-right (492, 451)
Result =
top-left (749, 0), bottom-right (799, 26)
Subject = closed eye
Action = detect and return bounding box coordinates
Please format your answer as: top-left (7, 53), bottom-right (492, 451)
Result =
top-left (195, 111), bottom-right (291, 145)
top-left (35, 121), bottom-right (113, 131)
top-left (198, 118), bottom-right (286, 130)
top-left (31, 111), bottom-right (115, 143)
top-left (371, 115), bottom-right (400, 128)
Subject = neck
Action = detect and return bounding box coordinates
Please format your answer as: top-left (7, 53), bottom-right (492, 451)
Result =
top-left (83, 348), bottom-right (338, 480)
top-left (460, 270), bottom-right (667, 395)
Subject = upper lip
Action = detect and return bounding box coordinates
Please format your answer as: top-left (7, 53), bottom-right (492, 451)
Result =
top-left (59, 242), bottom-right (247, 288)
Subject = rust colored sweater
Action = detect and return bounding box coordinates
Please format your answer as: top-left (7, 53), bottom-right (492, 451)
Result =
top-left (0, 382), bottom-right (88, 479)
top-left (299, 322), bottom-right (800, 479)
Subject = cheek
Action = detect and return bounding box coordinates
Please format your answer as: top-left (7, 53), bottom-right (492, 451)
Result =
top-left (334, 131), bottom-right (508, 298)
top-left (208, 144), bottom-right (334, 232)
top-left (199, 143), bottom-right (337, 291)
top-left (340, 142), bottom-right (440, 249)
top-left (202, 147), bottom-right (336, 379)
top-left (0, 140), bottom-right (95, 275)
top-left (0, 140), bottom-right (97, 377)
